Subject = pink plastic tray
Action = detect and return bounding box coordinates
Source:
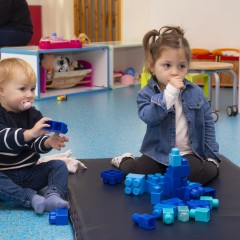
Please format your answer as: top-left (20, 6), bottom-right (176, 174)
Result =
top-left (39, 37), bottom-right (82, 49)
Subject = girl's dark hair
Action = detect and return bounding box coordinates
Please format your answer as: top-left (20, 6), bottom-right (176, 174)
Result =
top-left (142, 26), bottom-right (191, 74)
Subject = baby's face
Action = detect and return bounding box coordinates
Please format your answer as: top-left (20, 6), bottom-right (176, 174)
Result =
top-left (152, 48), bottom-right (188, 88)
top-left (0, 71), bottom-right (36, 113)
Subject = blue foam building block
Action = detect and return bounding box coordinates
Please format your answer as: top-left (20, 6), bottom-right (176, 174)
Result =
top-left (161, 198), bottom-right (185, 206)
top-left (49, 208), bottom-right (68, 225)
top-left (187, 200), bottom-right (211, 209)
top-left (100, 169), bottom-right (125, 184)
top-left (163, 208), bottom-right (174, 224)
top-left (178, 206), bottom-right (190, 222)
top-left (189, 207), bottom-right (210, 222)
top-left (44, 120), bottom-right (68, 134)
top-left (200, 196), bottom-right (219, 208)
top-left (124, 173), bottom-right (145, 195)
top-left (203, 187), bottom-right (216, 198)
top-left (169, 148), bottom-right (182, 167)
top-left (153, 203), bottom-right (177, 218)
top-left (132, 213), bottom-right (156, 230)
top-left (185, 183), bottom-right (206, 200)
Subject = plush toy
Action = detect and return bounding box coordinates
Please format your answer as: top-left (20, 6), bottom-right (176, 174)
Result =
top-left (78, 33), bottom-right (91, 46)
top-left (69, 60), bottom-right (79, 71)
top-left (54, 55), bottom-right (70, 72)
top-left (69, 60), bottom-right (85, 71)
top-left (41, 54), bottom-right (55, 79)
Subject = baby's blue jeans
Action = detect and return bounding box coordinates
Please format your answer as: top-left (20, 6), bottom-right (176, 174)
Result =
top-left (0, 160), bottom-right (68, 208)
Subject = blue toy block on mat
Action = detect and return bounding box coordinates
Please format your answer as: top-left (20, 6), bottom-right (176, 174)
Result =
top-left (178, 206), bottom-right (190, 222)
top-left (187, 200), bottom-right (211, 209)
top-left (44, 120), bottom-right (68, 134)
top-left (185, 183), bottom-right (205, 200)
top-left (161, 198), bottom-right (185, 206)
top-left (169, 148), bottom-right (182, 167)
top-left (124, 173), bottom-right (145, 195)
top-left (49, 208), bottom-right (68, 225)
top-left (100, 169), bottom-right (125, 184)
top-left (189, 207), bottom-right (210, 222)
top-left (132, 213), bottom-right (156, 230)
top-left (163, 208), bottom-right (175, 224)
top-left (153, 203), bottom-right (177, 218)
top-left (200, 196), bottom-right (219, 208)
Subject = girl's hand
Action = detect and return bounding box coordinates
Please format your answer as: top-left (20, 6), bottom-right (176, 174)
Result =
top-left (24, 117), bottom-right (52, 141)
top-left (169, 76), bottom-right (184, 89)
top-left (44, 133), bottom-right (69, 150)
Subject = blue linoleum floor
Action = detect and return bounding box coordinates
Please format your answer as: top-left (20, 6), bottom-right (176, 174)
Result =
top-left (0, 85), bottom-right (239, 239)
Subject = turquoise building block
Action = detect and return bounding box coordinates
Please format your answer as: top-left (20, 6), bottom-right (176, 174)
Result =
top-left (163, 208), bottom-right (174, 224)
top-left (153, 203), bottom-right (177, 218)
top-left (189, 207), bottom-right (210, 222)
top-left (169, 148), bottom-right (182, 167)
top-left (178, 206), bottom-right (189, 222)
top-left (200, 196), bottom-right (219, 208)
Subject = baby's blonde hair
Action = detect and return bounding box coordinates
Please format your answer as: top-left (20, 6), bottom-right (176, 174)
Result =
top-left (0, 58), bottom-right (36, 85)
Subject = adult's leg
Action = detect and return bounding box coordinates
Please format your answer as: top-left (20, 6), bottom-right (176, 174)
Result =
top-left (183, 154), bottom-right (219, 185)
top-left (0, 26), bottom-right (32, 47)
top-left (119, 155), bottom-right (167, 175)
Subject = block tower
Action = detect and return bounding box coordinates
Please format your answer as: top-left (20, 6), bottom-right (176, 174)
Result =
top-left (163, 148), bottom-right (190, 199)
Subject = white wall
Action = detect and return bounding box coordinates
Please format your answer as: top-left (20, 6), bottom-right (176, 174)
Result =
top-left (121, 0), bottom-right (150, 42)
top-left (27, 0), bottom-right (42, 5)
top-left (27, 0), bottom-right (240, 49)
top-left (41, 0), bottom-right (74, 38)
top-left (122, 0), bottom-right (240, 49)
top-left (148, 0), bottom-right (240, 49)
top-left (28, 0), bottom-right (75, 39)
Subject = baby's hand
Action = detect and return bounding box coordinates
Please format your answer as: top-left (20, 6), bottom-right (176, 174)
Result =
top-left (24, 117), bottom-right (52, 141)
top-left (169, 76), bottom-right (184, 89)
top-left (45, 133), bottom-right (69, 150)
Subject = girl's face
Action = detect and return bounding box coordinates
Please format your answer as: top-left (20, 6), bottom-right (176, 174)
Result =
top-left (151, 47), bottom-right (189, 89)
top-left (0, 70), bottom-right (36, 113)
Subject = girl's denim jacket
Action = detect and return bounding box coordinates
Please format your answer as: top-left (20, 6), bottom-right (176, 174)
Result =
top-left (137, 77), bottom-right (221, 165)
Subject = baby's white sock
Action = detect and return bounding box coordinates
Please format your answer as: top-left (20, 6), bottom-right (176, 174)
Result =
top-left (31, 194), bottom-right (46, 214)
top-left (45, 193), bottom-right (69, 212)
